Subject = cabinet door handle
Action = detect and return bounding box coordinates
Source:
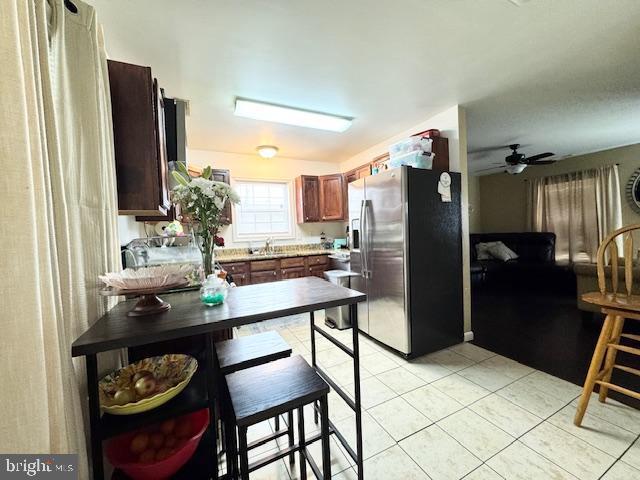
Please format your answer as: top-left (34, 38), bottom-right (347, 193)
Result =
top-left (273, 271), bottom-right (277, 276)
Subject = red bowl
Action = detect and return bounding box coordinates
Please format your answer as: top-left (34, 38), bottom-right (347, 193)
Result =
top-left (106, 409), bottom-right (209, 480)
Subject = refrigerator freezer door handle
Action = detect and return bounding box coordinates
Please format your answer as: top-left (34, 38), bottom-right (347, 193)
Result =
top-left (360, 199), bottom-right (368, 278)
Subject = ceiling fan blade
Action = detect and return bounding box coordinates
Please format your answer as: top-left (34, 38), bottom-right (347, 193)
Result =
top-left (469, 145), bottom-right (510, 155)
top-left (529, 160), bottom-right (556, 165)
top-left (526, 152), bottom-right (554, 163)
top-left (475, 166), bottom-right (505, 173)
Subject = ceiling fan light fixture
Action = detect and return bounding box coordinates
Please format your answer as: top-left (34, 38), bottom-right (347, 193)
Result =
top-left (506, 164), bottom-right (527, 175)
top-left (256, 145), bottom-right (279, 158)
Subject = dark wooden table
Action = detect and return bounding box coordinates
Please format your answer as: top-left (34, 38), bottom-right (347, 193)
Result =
top-left (72, 276), bottom-right (366, 480)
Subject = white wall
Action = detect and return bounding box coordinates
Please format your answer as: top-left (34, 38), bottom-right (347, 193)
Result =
top-left (468, 175), bottom-right (482, 233)
top-left (118, 215), bottom-right (145, 246)
top-left (187, 149), bottom-right (346, 248)
top-left (339, 105), bottom-right (472, 334)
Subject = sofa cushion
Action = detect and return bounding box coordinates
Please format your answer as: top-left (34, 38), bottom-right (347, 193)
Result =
top-left (470, 262), bottom-right (484, 274)
top-left (487, 242), bottom-right (519, 262)
top-left (470, 232), bottom-right (556, 263)
top-left (476, 242), bottom-right (499, 260)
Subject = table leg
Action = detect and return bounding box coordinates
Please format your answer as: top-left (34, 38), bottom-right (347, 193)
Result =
top-left (349, 303), bottom-right (364, 480)
top-left (309, 311), bottom-right (319, 425)
top-left (205, 333), bottom-right (220, 479)
top-left (86, 354), bottom-right (103, 480)
top-left (297, 406), bottom-right (307, 480)
top-left (319, 395), bottom-right (331, 480)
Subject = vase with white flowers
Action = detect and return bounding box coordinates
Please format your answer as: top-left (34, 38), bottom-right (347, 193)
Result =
top-left (171, 162), bottom-right (240, 278)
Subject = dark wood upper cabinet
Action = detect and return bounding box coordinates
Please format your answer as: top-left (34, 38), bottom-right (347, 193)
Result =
top-left (344, 163), bottom-right (371, 184)
top-left (211, 169), bottom-right (232, 225)
top-left (295, 174), bottom-right (346, 222)
top-left (430, 136), bottom-right (450, 171)
top-left (319, 174), bottom-right (345, 221)
top-left (136, 97), bottom-right (187, 222)
top-left (108, 60), bottom-right (170, 216)
top-left (295, 175), bottom-right (320, 223)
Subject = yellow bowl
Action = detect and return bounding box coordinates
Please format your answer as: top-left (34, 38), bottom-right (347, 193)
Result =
top-left (99, 354), bottom-right (198, 415)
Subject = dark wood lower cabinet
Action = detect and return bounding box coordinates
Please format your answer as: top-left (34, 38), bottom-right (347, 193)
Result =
top-left (250, 270), bottom-right (279, 284)
top-left (309, 265), bottom-right (328, 278)
top-left (231, 272), bottom-right (250, 286)
top-left (281, 267), bottom-right (306, 279)
top-left (219, 254), bottom-right (329, 285)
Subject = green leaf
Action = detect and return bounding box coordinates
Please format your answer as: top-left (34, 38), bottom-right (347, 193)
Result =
top-left (176, 161), bottom-right (190, 178)
top-left (202, 166), bottom-right (212, 179)
top-left (171, 170), bottom-right (189, 186)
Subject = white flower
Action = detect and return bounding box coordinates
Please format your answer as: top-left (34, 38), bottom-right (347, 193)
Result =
top-left (213, 197), bottom-right (225, 210)
top-left (190, 177), bottom-right (213, 190)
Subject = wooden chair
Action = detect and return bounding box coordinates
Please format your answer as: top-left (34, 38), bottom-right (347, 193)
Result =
top-left (574, 224), bottom-right (640, 426)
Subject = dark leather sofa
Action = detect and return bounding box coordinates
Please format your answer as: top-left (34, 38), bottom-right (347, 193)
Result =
top-left (470, 232), bottom-right (575, 293)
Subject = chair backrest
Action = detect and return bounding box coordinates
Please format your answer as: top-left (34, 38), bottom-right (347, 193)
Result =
top-left (596, 224), bottom-right (640, 296)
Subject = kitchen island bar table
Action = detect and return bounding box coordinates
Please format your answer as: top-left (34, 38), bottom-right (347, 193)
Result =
top-left (72, 276), bottom-right (366, 480)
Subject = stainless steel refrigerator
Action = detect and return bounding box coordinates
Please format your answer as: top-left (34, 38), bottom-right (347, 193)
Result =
top-left (349, 166), bottom-right (463, 357)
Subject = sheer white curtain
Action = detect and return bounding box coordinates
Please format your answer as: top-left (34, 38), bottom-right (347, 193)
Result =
top-left (527, 165), bottom-right (622, 263)
top-left (0, 0), bottom-right (119, 474)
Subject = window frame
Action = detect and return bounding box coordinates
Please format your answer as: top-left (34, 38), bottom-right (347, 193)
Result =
top-left (230, 177), bottom-right (296, 242)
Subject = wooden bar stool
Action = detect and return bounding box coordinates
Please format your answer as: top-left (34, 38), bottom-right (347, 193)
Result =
top-left (216, 331), bottom-right (293, 375)
top-left (575, 223), bottom-right (640, 426)
top-left (226, 355), bottom-right (331, 480)
top-left (216, 331), bottom-right (293, 476)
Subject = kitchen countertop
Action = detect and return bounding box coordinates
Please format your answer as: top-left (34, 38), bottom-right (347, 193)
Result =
top-left (217, 249), bottom-right (349, 263)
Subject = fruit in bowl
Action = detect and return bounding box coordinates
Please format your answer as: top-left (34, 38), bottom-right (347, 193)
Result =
top-left (99, 354), bottom-right (197, 415)
top-left (106, 409), bottom-right (209, 480)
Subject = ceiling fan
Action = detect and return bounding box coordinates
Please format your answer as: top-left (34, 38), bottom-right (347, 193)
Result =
top-left (476, 144), bottom-right (556, 175)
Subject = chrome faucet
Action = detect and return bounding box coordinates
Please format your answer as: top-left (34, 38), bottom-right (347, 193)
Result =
top-left (264, 237), bottom-right (274, 254)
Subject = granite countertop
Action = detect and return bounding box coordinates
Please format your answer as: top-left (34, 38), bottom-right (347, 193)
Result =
top-left (217, 249), bottom-right (349, 263)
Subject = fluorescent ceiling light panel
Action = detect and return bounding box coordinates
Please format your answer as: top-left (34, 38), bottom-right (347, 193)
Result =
top-left (234, 98), bottom-right (352, 132)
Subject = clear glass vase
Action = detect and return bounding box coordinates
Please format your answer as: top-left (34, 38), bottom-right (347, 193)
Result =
top-left (195, 231), bottom-right (215, 279)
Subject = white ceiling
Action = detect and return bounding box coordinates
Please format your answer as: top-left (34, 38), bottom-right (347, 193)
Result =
top-left (88, 0), bottom-right (640, 172)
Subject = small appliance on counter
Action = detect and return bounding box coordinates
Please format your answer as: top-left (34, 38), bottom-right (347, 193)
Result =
top-left (333, 238), bottom-right (348, 250)
top-left (123, 235), bottom-right (201, 268)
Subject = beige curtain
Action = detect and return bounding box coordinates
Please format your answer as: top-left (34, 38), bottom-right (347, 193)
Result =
top-left (0, 0), bottom-right (119, 474)
top-left (527, 165), bottom-right (622, 263)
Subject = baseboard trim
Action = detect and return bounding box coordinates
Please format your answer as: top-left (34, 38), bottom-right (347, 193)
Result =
top-left (464, 331), bottom-right (474, 342)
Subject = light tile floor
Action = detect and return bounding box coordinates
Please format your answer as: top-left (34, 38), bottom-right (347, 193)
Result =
top-left (235, 313), bottom-right (640, 480)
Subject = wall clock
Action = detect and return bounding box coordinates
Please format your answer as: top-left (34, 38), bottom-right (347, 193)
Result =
top-left (626, 168), bottom-right (640, 213)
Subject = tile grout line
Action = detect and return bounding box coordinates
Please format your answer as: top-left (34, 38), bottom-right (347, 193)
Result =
top-left (461, 463), bottom-right (506, 480)
top-left (597, 433), bottom-right (640, 479)
top-left (274, 322), bottom-right (640, 479)
top-left (481, 394), bottom-right (608, 480)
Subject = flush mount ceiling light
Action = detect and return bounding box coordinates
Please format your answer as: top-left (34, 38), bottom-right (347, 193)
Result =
top-left (256, 145), bottom-right (279, 158)
top-left (235, 98), bottom-right (353, 132)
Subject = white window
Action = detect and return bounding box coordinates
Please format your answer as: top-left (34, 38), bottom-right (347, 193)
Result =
top-left (232, 180), bottom-right (294, 240)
